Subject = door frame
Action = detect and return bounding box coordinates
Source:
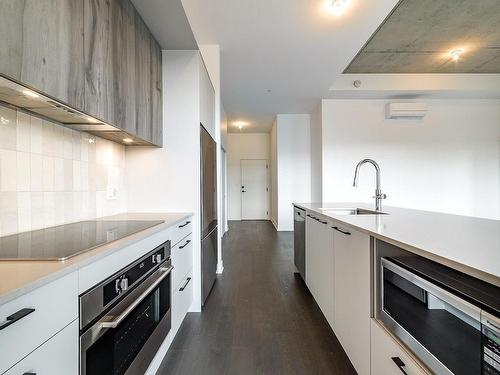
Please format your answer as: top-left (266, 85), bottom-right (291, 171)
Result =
top-left (240, 158), bottom-right (269, 220)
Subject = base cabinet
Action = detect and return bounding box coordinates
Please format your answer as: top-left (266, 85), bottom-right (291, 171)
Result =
top-left (305, 215), bottom-right (334, 327)
top-left (333, 222), bottom-right (371, 375)
top-left (371, 319), bottom-right (429, 375)
top-left (4, 319), bottom-right (78, 375)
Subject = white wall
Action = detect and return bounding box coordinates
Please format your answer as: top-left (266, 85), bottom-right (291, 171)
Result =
top-left (125, 50), bottom-right (203, 311)
top-left (310, 103), bottom-right (323, 203)
top-left (321, 99), bottom-right (500, 219)
top-left (270, 119), bottom-right (278, 227)
top-left (275, 114), bottom-right (311, 231)
top-left (227, 133), bottom-right (270, 220)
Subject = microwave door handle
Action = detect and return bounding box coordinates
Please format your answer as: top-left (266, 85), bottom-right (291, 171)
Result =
top-left (100, 266), bottom-right (173, 329)
top-left (391, 357), bottom-right (409, 375)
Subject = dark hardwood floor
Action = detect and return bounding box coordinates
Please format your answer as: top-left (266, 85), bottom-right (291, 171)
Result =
top-left (157, 220), bottom-right (356, 375)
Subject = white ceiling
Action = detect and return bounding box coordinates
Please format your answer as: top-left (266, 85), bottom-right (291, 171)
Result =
top-left (181, 0), bottom-right (400, 132)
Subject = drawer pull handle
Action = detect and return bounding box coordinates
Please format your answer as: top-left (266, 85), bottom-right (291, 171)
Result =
top-left (179, 277), bottom-right (192, 291)
top-left (332, 226), bottom-right (351, 235)
top-left (23, 373), bottom-right (36, 375)
top-left (391, 357), bottom-right (408, 375)
top-left (179, 221), bottom-right (191, 228)
top-left (0, 308), bottom-right (35, 331)
top-left (179, 240), bottom-right (191, 249)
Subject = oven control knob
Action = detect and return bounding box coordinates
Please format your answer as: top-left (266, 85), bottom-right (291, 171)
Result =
top-left (120, 278), bottom-right (129, 292)
top-left (156, 254), bottom-right (162, 263)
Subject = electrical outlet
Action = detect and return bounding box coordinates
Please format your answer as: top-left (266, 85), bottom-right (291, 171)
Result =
top-left (106, 186), bottom-right (118, 200)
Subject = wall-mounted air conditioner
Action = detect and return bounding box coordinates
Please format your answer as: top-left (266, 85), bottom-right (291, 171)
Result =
top-left (386, 103), bottom-right (427, 119)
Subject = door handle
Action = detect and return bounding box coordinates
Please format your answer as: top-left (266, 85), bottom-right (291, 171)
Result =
top-left (332, 226), bottom-right (351, 235)
top-left (0, 308), bottom-right (35, 331)
top-left (391, 357), bottom-right (408, 375)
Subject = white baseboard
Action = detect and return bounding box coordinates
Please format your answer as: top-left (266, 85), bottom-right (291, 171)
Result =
top-left (216, 261), bottom-right (224, 274)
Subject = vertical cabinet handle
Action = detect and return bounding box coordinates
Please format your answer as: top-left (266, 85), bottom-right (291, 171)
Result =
top-left (179, 221), bottom-right (191, 228)
top-left (391, 357), bottom-right (409, 375)
top-left (0, 308), bottom-right (35, 331)
top-left (179, 240), bottom-right (191, 249)
top-left (179, 277), bottom-right (192, 291)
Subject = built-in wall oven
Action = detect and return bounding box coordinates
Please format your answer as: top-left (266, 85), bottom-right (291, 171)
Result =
top-left (380, 256), bottom-right (500, 375)
top-left (80, 241), bottom-right (172, 375)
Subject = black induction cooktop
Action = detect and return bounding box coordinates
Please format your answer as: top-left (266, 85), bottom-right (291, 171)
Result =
top-left (0, 220), bottom-right (164, 261)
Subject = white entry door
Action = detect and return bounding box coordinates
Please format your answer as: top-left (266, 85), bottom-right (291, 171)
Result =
top-left (241, 159), bottom-right (268, 220)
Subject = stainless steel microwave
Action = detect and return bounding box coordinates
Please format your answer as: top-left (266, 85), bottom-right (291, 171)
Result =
top-left (380, 257), bottom-right (500, 375)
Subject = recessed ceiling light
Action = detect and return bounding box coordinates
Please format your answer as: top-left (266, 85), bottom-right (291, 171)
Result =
top-left (123, 138), bottom-right (133, 143)
top-left (449, 49), bottom-right (463, 61)
top-left (328, 0), bottom-right (350, 14)
top-left (234, 121), bottom-right (248, 130)
top-left (22, 89), bottom-right (39, 98)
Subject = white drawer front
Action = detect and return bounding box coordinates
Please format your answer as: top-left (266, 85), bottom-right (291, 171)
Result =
top-left (172, 233), bottom-right (193, 289)
top-left (0, 272), bottom-right (78, 373)
top-left (172, 269), bottom-right (193, 335)
top-left (171, 218), bottom-right (192, 247)
top-left (4, 319), bottom-right (78, 375)
top-left (371, 319), bottom-right (429, 375)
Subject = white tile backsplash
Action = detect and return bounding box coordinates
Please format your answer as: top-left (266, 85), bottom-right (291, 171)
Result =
top-left (0, 104), bottom-right (127, 236)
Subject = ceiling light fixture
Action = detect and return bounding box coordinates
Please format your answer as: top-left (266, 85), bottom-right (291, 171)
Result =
top-left (328, 0), bottom-right (350, 15)
top-left (123, 138), bottom-right (133, 143)
top-left (22, 89), bottom-right (39, 98)
top-left (88, 137), bottom-right (96, 144)
top-left (449, 49), bottom-right (463, 61)
top-left (234, 121), bottom-right (248, 130)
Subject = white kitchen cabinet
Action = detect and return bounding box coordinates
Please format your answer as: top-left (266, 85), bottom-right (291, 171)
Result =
top-left (199, 61), bottom-right (215, 138)
top-left (172, 233), bottom-right (193, 290)
top-left (171, 217), bottom-right (193, 247)
top-left (0, 272), bottom-right (78, 373)
top-left (172, 268), bottom-right (194, 335)
top-left (371, 319), bottom-right (429, 375)
top-left (4, 319), bottom-right (78, 375)
top-left (333, 221), bottom-right (371, 375)
top-left (305, 213), bottom-right (334, 328)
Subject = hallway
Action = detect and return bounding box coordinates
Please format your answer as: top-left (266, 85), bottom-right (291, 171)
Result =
top-left (158, 221), bottom-right (356, 375)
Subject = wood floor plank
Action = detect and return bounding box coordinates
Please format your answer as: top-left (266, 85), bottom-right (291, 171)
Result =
top-left (157, 220), bottom-right (357, 375)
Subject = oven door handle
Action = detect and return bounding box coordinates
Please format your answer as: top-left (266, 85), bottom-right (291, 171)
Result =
top-left (100, 266), bottom-right (173, 329)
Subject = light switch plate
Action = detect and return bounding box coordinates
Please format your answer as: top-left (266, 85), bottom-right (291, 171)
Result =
top-left (106, 186), bottom-right (118, 200)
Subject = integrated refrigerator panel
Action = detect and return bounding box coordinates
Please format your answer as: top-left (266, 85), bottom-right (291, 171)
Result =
top-left (201, 125), bottom-right (218, 239)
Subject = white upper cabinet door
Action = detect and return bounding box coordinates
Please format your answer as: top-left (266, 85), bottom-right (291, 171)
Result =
top-left (333, 222), bottom-right (371, 375)
top-left (199, 61), bottom-right (216, 139)
top-left (371, 319), bottom-right (429, 375)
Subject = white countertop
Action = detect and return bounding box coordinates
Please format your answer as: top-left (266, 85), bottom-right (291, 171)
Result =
top-left (0, 212), bottom-right (192, 305)
top-left (294, 203), bottom-right (500, 285)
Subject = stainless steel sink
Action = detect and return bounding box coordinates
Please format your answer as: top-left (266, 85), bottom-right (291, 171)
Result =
top-left (318, 208), bottom-right (388, 215)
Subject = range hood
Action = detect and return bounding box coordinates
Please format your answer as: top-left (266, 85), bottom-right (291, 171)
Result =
top-left (0, 74), bottom-right (154, 146)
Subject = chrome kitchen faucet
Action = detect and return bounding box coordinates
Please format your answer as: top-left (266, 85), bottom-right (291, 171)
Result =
top-left (353, 159), bottom-right (387, 211)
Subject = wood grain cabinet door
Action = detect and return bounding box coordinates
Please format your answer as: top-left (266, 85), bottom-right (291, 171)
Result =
top-left (83, 0), bottom-right (136, 134)
top-left (150, 36), bottom-right (163, 146)
top-left (0, 0), bottom-right (84, 109)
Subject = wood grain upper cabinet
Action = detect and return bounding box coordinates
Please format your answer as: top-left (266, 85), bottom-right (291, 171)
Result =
top-left (333, 222), bottom-right (371, 375)
top-left (0, 0), bottom-right (84, 109)
top-left (84, 0), bottom-right (136, 135)
top-left (150, 37), bottom-right (163, 146)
